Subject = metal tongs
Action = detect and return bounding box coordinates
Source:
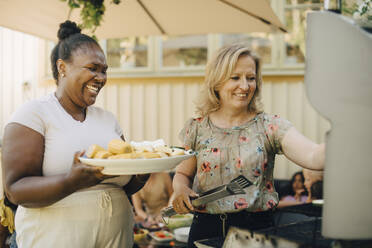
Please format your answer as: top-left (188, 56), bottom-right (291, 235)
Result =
top-left (162, 175), bottom-right (252, 217)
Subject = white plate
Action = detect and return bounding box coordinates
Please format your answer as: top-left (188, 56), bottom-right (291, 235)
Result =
top-left (312, 199), bottom-right (324, 206)
top-left (148, 231), bottom-right (174, 242)
top-left (79, 153), bottom-right (194, 175)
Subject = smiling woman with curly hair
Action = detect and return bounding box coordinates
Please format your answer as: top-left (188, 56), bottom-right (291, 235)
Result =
top-left (1, 20), bottom-right (148, 248)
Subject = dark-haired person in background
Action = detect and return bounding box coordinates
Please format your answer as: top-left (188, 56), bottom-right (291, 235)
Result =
top-left (1, 21), bottom-right (148, 248)
top-left (310, 180), bottom-right (323, 200)
top-left (303, 169), bottom-right (323, 203)
top-left (277, 171), bottom-right (307, 208)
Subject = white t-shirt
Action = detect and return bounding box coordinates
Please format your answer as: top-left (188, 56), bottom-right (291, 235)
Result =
top-left (8, 93), bottom-right (131, 189)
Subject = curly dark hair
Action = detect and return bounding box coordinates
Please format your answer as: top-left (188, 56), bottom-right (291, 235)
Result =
top-left (50, 20), bottom-right (99, 83)
top-left (311, 180), bottom-right (323, 200)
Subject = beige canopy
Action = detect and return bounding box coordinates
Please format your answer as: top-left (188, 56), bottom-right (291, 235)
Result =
top-left (0, 0), bottom-right (286, 41)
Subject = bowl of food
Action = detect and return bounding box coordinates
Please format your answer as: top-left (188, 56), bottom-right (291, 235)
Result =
top-left (174, 227), bottom-right (190, 243)
top-left (163, 213), bottom-right (193, 230)
top-left (133, 227), bottom-right (149, 242)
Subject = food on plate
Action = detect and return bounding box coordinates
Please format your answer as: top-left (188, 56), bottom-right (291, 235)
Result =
top-left (148, 230), bottom-right (174, 242)
top-left (94, 150), bottom-right (112, 159)
top-left (133, 227), bottom-right (149, 242)
top-left (108, 153), bottom-right (133, 159)
top-left (171, 148), bottom-right (185, 156)
top-left (86, 139), bottom-right (188, 160)
top-left (142, 152), bottom-right (161, 159)
top-left (156, 152), bottom-right (168, 158)
top-left (154, 145), bottom-right (173, 155)
top-left (86, 144), bottom-right (105, 158)
top-left (108, 139), bottom-right (133, 154)
top-left (135, 145), bottom-right (154, 153)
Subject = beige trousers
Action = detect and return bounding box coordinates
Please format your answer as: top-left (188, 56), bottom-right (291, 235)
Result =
top-left (15, 187), bottom-right (134, 248)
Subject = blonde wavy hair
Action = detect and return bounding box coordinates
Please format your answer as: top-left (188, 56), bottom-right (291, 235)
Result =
top-left (195, 44), bottom-right (264, 117)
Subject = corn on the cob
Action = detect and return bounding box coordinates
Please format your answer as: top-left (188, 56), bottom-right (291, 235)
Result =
top-left (108, 139), bottom-right (133, 154)
top-left (86, 144), bottom-right (105, 158)
top-left (94, 150), bottom-right (112, 159)
top-left (131, 152), bottom-right (144, 159)
top-left (108, 153), bottom-right (133, 159)
top-left (156, 151), bottom-right (169, 158)
top-left (142, 152), bottom-right (161, 159)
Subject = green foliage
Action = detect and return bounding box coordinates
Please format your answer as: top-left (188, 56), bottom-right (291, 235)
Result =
top-left (60, 0), bottom-right (121, 37)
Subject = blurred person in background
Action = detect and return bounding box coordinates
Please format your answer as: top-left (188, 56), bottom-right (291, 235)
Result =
top-left (278, 171), bottom-right (308, 208)
top-left (303, 169), bottom-right (324, 202)
top-left (132, 172), bottom-right (173, 227)
top-left (171, 44), bottom-right (325, 247)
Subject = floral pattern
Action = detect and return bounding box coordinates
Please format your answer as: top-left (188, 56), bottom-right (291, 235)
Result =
top-left (179, 113), bottom-right (292, 214)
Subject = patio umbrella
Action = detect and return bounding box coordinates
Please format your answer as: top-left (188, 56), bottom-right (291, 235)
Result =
top-left (0, 0), bottom-right (286, 41)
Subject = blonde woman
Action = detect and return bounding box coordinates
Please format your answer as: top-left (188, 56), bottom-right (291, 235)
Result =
top-left (171, 44), bottom-right (325, 247)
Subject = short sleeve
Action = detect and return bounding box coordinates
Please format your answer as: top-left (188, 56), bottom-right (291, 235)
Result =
top-left (263, 114), bottom-right (293, 154)
top-left (112, 114), bottom-right (123, 137)
top-left (178, 118), bottom-right (199, 150)
top-left (7, 100), bottom-right (46, 136)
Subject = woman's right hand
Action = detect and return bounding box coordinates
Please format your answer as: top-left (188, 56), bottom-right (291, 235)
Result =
top-left (65, 151), bottom-right (112, 191)
top-left (172, 185), bottom-right (199, 214)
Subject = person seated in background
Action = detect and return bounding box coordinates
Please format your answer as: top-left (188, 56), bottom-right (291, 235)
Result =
top-left (310, 180), bottom-right (323, 200)
top-left (132, 172), bottom-right (173, 227)
top-left (277, 171), bottom-right (308, 208)
top-left (303, 169), bottom-right (324, 203)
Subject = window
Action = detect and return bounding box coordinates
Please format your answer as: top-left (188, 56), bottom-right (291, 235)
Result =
top-left (106, 37), bottom-right (149, 69)
top-left (45, 0), bottom-right (330, 77)
top-left (284, 0), bottom-right (324, 66)
top-left (160, 35), bottom-right (208, 68)
top-left (221, 33), bottom-right (274, 66)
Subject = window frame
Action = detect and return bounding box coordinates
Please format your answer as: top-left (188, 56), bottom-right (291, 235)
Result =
top-left (279, 0), bottom-right (324, 71)
top-left (43, 0), bottom-right (325, 79)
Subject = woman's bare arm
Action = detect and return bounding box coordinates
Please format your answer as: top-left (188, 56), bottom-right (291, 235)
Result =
top-left (172, 156), bottom-right (198, 214)
top-left (132, 192), bottom-right (147, 221)
top-left (281, 127), bottom-right (325, 171)
top-left (2, 123), bottom-right (106, 208)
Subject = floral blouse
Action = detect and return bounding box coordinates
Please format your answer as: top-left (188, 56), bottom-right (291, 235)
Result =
top-left (179, 113), bottom-right (293, 214)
